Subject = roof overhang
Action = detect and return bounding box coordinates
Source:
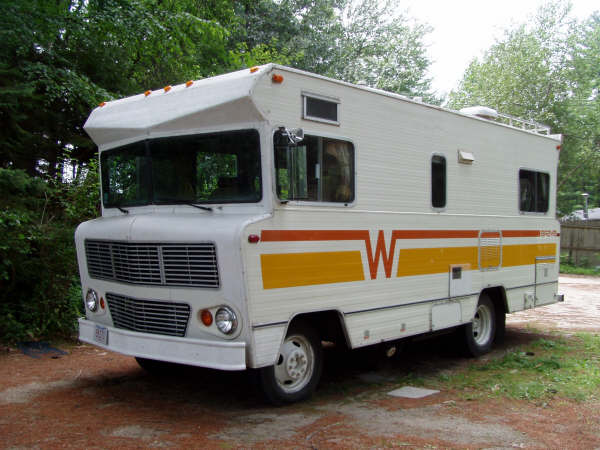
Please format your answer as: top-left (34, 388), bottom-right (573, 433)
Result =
top-left (84, 66), bottom-right (271, 149)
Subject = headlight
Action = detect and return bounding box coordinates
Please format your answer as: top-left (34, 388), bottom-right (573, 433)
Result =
top-left (86, 289), bottom-right (99, 312)
top-left (215, 306), bottom-right (237, 335)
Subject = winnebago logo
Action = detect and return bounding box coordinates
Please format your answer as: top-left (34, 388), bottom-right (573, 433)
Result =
top-left (258, 229), bottom-right (557, 289)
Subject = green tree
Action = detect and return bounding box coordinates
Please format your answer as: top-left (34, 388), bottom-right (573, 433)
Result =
top-left (448, 2), bottom-right (600, 215)
top-left (234, 0), bottom-right (435, 99)
top-left (0, 0), bottom-right (237, 176)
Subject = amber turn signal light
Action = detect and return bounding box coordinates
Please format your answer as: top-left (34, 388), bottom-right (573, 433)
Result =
top-left (200, 309), bottom-right (213, 326)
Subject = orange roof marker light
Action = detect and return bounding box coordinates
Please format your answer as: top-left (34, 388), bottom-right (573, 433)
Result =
top-left (272, 73), bottom-right (284, 84)
top-left (163, 85), bottom-right (172, 92)
top-left (98, 101), bottom-right (106, 107)
top-left (250, 66), bottom-right (259, 73)
top-left (185, 80), bottom-right (194, 87)
top-left (144, 90), bottom-right (152, 97)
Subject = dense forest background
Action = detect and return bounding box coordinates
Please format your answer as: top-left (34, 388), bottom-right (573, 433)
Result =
top-left (0, 0), bottom-right (598, 342)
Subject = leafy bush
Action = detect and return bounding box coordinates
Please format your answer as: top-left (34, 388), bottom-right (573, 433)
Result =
top-left (0, 166), bottom-right (99, 343)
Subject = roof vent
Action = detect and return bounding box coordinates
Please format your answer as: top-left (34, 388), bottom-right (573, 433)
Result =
top-left (459, 106), bottom-right (498, 120)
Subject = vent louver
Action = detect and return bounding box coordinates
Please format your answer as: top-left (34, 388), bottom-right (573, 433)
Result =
top-left (106, 293), bottom-right (190, 337)
top-left (85, 240), bottom-right (219, 288)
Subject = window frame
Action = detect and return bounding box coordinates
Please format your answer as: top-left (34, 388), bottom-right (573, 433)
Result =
top-left (99, 128), bottom-right (262, 208)
top-left (518, 167), bottom-right (550, 215)
top-left (302, 92), bottom-right (340, 126)
top-left (430, 153), bottom-right (447, 210)
top-left (273, 129), bottom-right (356, 207)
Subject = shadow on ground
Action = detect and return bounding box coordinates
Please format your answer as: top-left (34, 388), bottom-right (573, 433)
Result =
top-left (93, 326), bottom-right (542, 411)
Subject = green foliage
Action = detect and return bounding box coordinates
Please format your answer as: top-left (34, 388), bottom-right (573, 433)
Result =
top-left (560, 255), bottom-right (600, 275)
top-left (0, 166), bottom-right (98, 343)
top-left (0, 0), bottom-right (436, 342)
top-left (432, 334), bottom-right (600, 402)
top-left (448, 2), bottom-right (600, 216)
top-left (234, 0), bottom-right (435, 99)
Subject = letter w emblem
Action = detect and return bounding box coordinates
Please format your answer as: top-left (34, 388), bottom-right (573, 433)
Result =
top-left (365, 230), bottom-right (397, 279)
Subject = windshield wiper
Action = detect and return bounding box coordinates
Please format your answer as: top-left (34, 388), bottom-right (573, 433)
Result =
top-left (186, 202), bottom-right (213, 212)
top-left (154, 198), bottom-right (213, 212)
top-left (110, 201), bottom-right (129, 214)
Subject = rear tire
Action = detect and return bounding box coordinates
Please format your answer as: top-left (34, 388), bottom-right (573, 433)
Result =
top-left (258, 321), bottom-right (323, 405)
top-left (463, 294), bottom-right (496, 357)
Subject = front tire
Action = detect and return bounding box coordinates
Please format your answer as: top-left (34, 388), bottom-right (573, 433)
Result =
top-left (258, 321), bottom-right (323, 405)
top-left (463, 294), bottom-right (496, 357)
top-left (135, 357), bottom-right (179, 375)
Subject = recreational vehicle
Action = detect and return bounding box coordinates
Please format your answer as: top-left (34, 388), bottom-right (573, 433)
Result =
top-left (77, 64), bottom-right (563, 403)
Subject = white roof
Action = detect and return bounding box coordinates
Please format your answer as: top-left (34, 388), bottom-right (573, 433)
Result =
top-left (563, 207), bottom-right (600, 221)
top-left (84, 65), bottom-right (272, 148)
top-left (84, 63), bottom-right (560, 149)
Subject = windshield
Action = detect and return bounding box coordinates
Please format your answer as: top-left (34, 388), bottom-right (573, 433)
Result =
top-left (101, 129), bottom-right (261, 207)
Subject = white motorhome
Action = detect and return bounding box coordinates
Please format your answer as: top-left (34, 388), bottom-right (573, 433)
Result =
top-left (77, 64), bottom-right (563, 403)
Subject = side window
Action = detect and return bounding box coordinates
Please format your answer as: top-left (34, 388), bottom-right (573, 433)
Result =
top-left (431, 154), bottom-right (446, 208)
top-left (303, 94), bottom-right (339, 124)
top-left (275, 133), bottom-right (354, 203)
top-left (519, 169), bottom-right (549, 213)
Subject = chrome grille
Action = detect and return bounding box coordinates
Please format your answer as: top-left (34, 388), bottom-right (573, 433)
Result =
top-left (106, 293), bottom-right (190, 337)
top-left (85, 240), bottom-right (219, 288)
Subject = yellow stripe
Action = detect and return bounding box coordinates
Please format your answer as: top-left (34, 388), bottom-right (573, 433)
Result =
top-left (397, 246), bottom-right (479, 277)
top-left (260, 243), bottom-right (557, 289)
top-left (261, 251), bottom-right (364, 289)
top-left (502, 243), bottom-right (556, 266)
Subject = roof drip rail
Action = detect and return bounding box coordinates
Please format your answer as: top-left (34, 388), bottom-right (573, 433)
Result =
top-left (459, 106), bottom-right (551, 135)
top-left (495, 112), bottom-right (551, 135)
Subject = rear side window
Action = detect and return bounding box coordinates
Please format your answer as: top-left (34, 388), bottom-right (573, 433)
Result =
top-left (431, 155), bottom-right (446, 208)
top-left (519, 169), bottom-right (549, 213)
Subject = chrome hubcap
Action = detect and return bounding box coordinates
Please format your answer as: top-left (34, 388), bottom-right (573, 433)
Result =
top-left (274, 334), bottom-right (314, 394)
top-left (473, 303), bottom-right (492, 346)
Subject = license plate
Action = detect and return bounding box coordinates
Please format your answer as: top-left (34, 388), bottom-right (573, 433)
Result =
top-left (94, 325), bottom-right (108, 345)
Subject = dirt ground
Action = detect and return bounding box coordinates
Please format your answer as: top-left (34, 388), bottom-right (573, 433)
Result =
top-left (1, 275), bottom-right (599, 449)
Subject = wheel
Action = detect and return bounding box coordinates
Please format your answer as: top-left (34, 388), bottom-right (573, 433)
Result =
top-left (135, 357), bottom-right (179, 375)
top-left (463, 294), bottom-right (496, 357)
top-left (258, 321), bottom-right (323, 404)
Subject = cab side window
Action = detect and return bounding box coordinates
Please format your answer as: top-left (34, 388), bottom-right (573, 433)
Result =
top-left (275, 133), bottom-right (354, 203)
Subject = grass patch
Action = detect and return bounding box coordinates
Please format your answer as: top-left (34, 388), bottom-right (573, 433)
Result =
top-left (429, 333), bottom-right (600, 402)
top-left (560, 262), bottom-right (600, 276)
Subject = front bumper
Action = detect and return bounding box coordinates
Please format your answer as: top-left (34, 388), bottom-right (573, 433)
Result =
top-left (78, 318), bottom-right (246, 370)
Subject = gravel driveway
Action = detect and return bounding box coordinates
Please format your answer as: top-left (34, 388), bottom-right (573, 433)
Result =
top-left (1, 276), bottom-right (598, 448)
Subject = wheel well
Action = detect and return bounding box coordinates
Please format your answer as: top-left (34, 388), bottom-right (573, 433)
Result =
top-left (481, 286), bottom-right (508, 315)
top-left (481, 286), bottom-right (508, 344)
top-left (288, 310), bottom-right (349, 349)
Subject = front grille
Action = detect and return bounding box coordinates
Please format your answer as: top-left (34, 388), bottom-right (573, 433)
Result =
top-left (106, 293), bottom-right (190, 337)
top-left (85, 240), bottom-right (219, 288)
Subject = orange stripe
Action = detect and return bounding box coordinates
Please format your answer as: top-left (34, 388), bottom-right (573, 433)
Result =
top-left (392, 230), bottom-right (479, 239)
top-left (261, 229), bottom-right (480, 241)
top-left (262, 229), bottom-right (560, 241)
top-left (480, 232), bottom-right (501, 238)
top-left (261, 230), bottom-right (368, 242)
top-left (502, 230), bottom-right (541, 237)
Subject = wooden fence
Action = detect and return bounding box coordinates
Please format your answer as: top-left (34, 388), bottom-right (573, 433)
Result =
top-left (560, 219), bottom-right (600, 266)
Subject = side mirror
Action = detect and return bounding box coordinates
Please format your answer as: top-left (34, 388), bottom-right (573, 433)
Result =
top-left (289, 128), bottom-right (304, 144)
